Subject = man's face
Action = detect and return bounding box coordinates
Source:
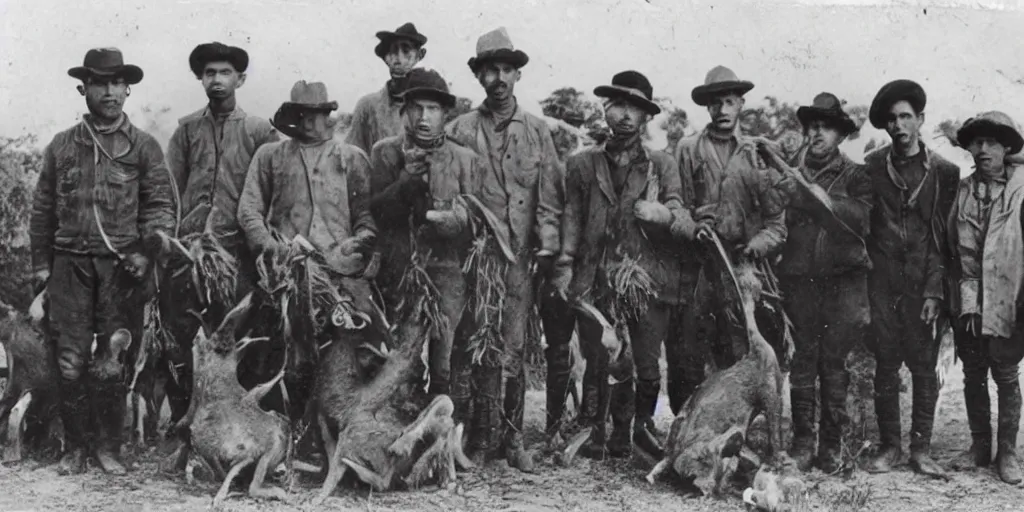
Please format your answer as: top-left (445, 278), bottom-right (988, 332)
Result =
top-left (201, 61), bottom-right (245, 101)
top-left (967, 135), bottom-right (1008, 178)
top-left (885, 100), bottom-right (924, 149)
top-left (383, 40), bottom-right (425, 79)
top-left (707, 93), bottom-right (745, 132)
top-left (298, 110), bottom-right (330, 140)
top-left (405, 97), bottom-right (447, 139)
top-left (476, 61), bottom-right (520, 102)
top-left (805, 119), bottom-right (846, 158)
top-left (80, 76), bottom-right (128, 121)
top-left (604, 99), bottom-right (647, 136)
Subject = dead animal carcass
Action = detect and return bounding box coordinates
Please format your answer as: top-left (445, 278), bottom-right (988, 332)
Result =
top-left (646, 262), bottom-right (785, 495)
top-left (184, 293), bottom-right (290, 508)
top-left (314, 319), bottom-right (473, 503)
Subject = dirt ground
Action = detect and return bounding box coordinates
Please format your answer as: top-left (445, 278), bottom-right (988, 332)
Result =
top-left (2, 353), bottom-right (1024, 512)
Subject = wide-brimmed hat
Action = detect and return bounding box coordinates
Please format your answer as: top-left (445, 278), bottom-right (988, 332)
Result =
top-left (593, 71), bottom-right (661, 116)
top-left (869, 79), bottom-right (926, 129)
top-left (270, 81), bottom-right (339, 139)
top-left (467, 27), bottom-right (529, 73)
top-left (188, 42), bottom-right (249, 77)
top-left (68, 48), bottom-right (144, 84)
top-left (374, 22), bottom-right (428, 58)
top-left (691, 66), bottom-right (754, 107)
top-left (399, 68), bottom-right (456, 108)
top-left (796, 92), bottom-right (858, 135)
top-left (956, 111), bottom-right (1024, 155)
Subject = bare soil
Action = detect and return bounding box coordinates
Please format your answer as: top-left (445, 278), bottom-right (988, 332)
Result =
top-left (2, 350), bottom-right (1024, 512)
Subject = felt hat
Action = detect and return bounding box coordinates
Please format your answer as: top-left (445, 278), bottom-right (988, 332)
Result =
top-left (593, 70), bottom-right (661, 115)
top-left (374, 22), bottom-right (428, 58)
top-left (399, 68), bottom-right (456, 108)
top-left (188, 42), bottom-right (249, 76)
top-left (796, 92), bottom-right (858, 135)
top-left (270, 81), bottom-right (339, 140)
top-left (691, 65), bottom-right (754, 107)
top-left (67, 47), bottom-right (143, 84)
top-left (467, 27), bottom-right (529, 73)
top-left (868, 79), bottom-right (926, 129)
top-left (956, 111), bottom-right (1024, 155)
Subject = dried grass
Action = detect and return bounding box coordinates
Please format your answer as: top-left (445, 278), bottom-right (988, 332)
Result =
top-left (462, 233), bottom-right (508, 368)
top-left (395, 228), bottom-right (449, 351)
top-left (607, 250), bottom-right (656, 324)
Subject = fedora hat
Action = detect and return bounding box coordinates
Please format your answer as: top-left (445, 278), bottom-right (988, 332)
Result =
top-left (467, 27), bottom-right (529, 73)
top-left (593, 70), bottom-right (661, 116)
top-left (374, 22), bottom-right (428, 58)
top-left (399, 68), bottom-right (456, 108)
top-left (869, 79), bottom-right (926, 129)
top-left (796, 92), bottom-right (858, 135)
top-left (67, 48), bottom-right (143, 84)
top-left (188, 42), bottom-right (249, 77)
top-left (691, 65), bottom-right (754, 107)
top-left (271, 81), bottom-right (339, 139)
top-left (957, 111), bottom-right (1024, 155)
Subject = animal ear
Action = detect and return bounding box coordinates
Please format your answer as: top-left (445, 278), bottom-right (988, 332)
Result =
top-left (215, 292), bottom-right (255, 339)
top-left (715, 426), bottom-right (746, 459)
top-left (108, 328), bottom-right (132, 358)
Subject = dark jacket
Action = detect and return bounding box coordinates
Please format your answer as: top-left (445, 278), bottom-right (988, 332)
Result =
top-left (562, 145), bottom-right (688, 305)
top-left (165, 106), bottom-right (278, 244)
top-left (864, 143), bottom-right (960, 300)
top-left (777, 152), bottom-right (873, 277)
top-left (29, 116), bottom-right (176, 273)
top-left (346, 86), bottom-right (404, 155)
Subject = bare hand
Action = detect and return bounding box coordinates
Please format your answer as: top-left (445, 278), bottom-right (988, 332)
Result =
top-left (634, 200), bottom-right (672, 225)
top-left (31, 269), bottom-right (50, 295)
top-left (920, 298), bottom-right (942, 325)
top-left (122, 253), bottom-right (150, 280)
top-left (338, 233), bottom-right (374, 256)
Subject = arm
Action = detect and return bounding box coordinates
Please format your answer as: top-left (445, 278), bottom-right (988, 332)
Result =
top-left (165, 125), bottom-right (189, 210)
top-left (344, 98), bottom-right (371, 154)
top-left (237, 145), bottom-right (276, 252)
top-left (560, 157), bottom-right (583, 261)
top-left (368, 141), bottom-right (410, 226)
top-left (347, 149), bottom-right (377, 239)
top-left (255, 120), bottom-right (280, 147)
top-left (745, 167), bottom-right (789, 255)
top-left (923, 168), bottom-right (960, 301)
top-left (669, 142), bottom-right (699, 240)
top-left (137, 137), bottom-right (177, 251)
top-left (29, 143), bottom-right (58, 274)
top-left (535, 124), bottom-right (565, 254)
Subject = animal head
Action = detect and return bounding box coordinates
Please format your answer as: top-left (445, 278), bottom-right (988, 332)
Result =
top-left (743, 464), bottom-right (808, 512)
top-left (89, 328), bottom-right (132, 381)
top-left (193, 292), bottom-right (255, 357)
top-left (735, 261), bottom-right (763, 307)
top-left (672, 425), bottom-right (746, 496)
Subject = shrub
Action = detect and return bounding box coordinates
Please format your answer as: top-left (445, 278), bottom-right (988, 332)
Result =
top-left (0, 135), bottom-right (42, 312)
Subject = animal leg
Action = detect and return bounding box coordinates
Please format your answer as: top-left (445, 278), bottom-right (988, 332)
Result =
top-left (405, 433), bottom-right (450, 488)
top-left (2, 391), bottom-right (33, 464)
top-left (318, 413), bottom-right (336, 476)
top-left (558, 426), bottom-right (593, 467)
top-left (389, 395), bottom-right (454, 457)
top-left (212, 456), bottom-right (256, 509)
top-left (451, 423), bottom-right (474, 471)
top-left (645, 457), bottom-right (672, 484)
top-left (247, 442), bottom-right (289, 503)
top-left (313, 438), bottom-right (349, 504)
top-left (765, 395), bottom-right (784, 460)
top-left (342, 457), bottom-right (390, 492)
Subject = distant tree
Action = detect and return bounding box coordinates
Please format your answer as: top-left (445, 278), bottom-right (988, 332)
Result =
top-left (540, 87), bottom-right (603, 129)
top-left (935, 118), bottom-right (962, 148)
top-left (0, 135), bottom-right (42, 311)
top-left (447, 97), bottom-right (474, 124)
top-left (331, 112), bottom-right (355, 140)
top-left (657, 98), bottom-right (691, 154)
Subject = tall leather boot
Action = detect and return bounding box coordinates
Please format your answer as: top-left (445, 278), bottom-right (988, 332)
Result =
top-left (468, 365), bottom-right (503, 465)
top-left (995, 378), bottom-right (1022, 484)
top-left (606, 379), bottom-right (634, 458)
top-left (544, 359), bottom-right (572, 442)
top-left (450, 359), bottom-right (474, 431)
top-left (789, 384), bottom-right (817, 472)
top-left (817, 370), bottom-right (850, 474)
top-left (866, 365), bottom-right (903, 473)
top-left (503, 373), bottom-right (536, 473)
top-left (962, 372), bottom-right (993, 467)
top-left (57, 377), bottom-right (90, 475)
top-left (908, 373), bottom-right (946, 478)
top-left (91, 378), bottom-right (127, 474)
top-left (633, 379), bottom-right (664, 459)
top-left (580, 372), bottom-right (611, 460)
top-left (541, 293), bottom-right (575, 440)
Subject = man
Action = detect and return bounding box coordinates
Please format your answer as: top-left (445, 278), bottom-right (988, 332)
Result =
top-left (29, 48), bottom-right (175, 474)
top-left (862, 80), bottom-right (959, 477)
top-left (162, 41), bottom-right (278, 423)
top-left (446, 27), bottom-right (566, 472)
top-left (238, 80), bottom-right (377, 314)
top-left (346, 22), bottom-right (428, 154)
top-left (369, 68), bottom-right (501, 402)
top-left (763, 93), bottom-right (873, 472)
top-left (668, 65), bottom-right (790, 412)
top-left (947, 112), bottom-right (1024, 484)
top-left (562, 71), bottom-right (685, 460)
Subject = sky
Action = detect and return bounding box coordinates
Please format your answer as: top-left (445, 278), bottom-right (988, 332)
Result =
top-left (2, 0), bottom-right (1023, 169)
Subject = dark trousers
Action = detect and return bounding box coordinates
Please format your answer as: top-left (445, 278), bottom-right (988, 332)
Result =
top-left (49, 252), bottom-right (147, 451)
top-left (782, 272), bottom-right (869, 450)
top-left (867, 278), bottom-right (940, 451)
top-left (955, 327), bottom-right (1024, 447)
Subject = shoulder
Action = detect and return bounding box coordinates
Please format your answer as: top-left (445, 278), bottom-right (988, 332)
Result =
top-left (566, 147), bottom-right (598, 170)
top-left (370, 135), bottom-right (402, 159)
top-left (648, 148), bottom-right (676, 168)
top-left (929, 151), bottom-right (962, 178)
top-left (176, 107), bottom-right (208, 127)
top-left (243, 115), bottom-right (274, 134)
top-left (130, 125), bottom-right (164, 155)
top-left (862, 145), bottom-right (890, 167)
top-left (327, 139), bottom-right (371, 166)
top-left (675, 133), bottom-right (702, 157)
top-left (253, 138), bottom-right (288, 160)
top-left (353, 90), bottom-right (381, 111)
top-left (448, 110), bottom-right (482, 131)
top-left (446, 139), bottom-right (480, 161)
top-left (520, 110), bottom-right (550, 133)
top-left (48, 124), bottom-right (79, 149)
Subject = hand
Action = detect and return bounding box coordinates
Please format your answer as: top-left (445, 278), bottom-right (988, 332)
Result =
top-left (338, 232), bottom-right (375, 256)
top-left (425, 210), bottom-right (460, 238)
top-left (960, 313), bottom-right (982, 338)
top-left (634, 200), bottom-right (673, 225)
top-left (549, 256), bottom-right (573, 299)
top-left (31, 269), bottom-right (50, 295)
top-left (399, 175), bottom-right (430, 204)
top-left (122, 253), bottom-right (150, 280)
top-left (534, 251), bottom-right (555, 277)
top-left (737, 238), bottom-right (770, 259)
top-left (920, 298), bottom-right (942, 325)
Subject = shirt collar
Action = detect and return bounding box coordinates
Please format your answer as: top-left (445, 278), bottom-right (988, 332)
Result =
top-left (75, 113), bottom-right (135, 144)
top-left (477, 97), bottom-right (526, 125)
top-left (201, 105), bottom-right (247, 121)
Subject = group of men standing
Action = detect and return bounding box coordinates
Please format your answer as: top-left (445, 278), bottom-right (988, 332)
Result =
top-left (26, 19), bottom-right (1024, 489)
